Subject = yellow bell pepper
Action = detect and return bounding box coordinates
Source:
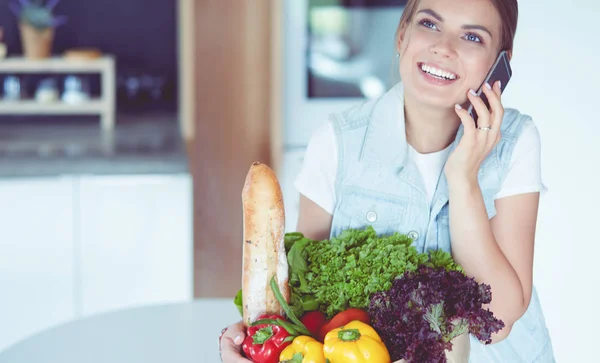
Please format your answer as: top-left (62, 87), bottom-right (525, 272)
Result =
top-left (323, 320), bottom-right (391, 363)
top-left (279, 336), bottom-right (327, 363)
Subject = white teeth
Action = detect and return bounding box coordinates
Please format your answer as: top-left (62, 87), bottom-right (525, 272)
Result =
top-left (443, 71), bottom-right (456, 80)
top-left (420, 64), bottom-right (456, 80)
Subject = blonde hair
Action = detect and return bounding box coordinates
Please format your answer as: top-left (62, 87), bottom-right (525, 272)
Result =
top-left (395, 0), bottom-right (519, 52)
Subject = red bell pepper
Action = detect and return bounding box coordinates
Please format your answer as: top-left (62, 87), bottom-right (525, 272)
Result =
top-left (318, 308), bottom-right (370, 341)
top-left (242, 314), bottom-right (293, 363)
top-left (300, 310), bottom-right (327, 339)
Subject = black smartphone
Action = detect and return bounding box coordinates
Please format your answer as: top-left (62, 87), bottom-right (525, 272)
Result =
top-left (467, 50), bottom-right (512, 126)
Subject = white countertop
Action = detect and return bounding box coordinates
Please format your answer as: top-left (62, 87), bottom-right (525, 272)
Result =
top-left (0, 299), bottom-right (241, 363)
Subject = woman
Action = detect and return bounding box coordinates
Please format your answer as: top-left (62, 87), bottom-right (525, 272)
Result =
top-left (220, 0), bottom-right (555, 361)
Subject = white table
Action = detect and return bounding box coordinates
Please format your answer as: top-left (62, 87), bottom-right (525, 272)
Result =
top-left (0, 299), bottom-right (241, 363)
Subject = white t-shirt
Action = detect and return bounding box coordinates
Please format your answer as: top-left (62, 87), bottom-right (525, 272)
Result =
top-left (294, 120), bottom-right (547, 214)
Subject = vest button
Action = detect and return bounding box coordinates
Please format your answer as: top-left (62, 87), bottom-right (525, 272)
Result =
top-left (408, 230), bottom-right (419, 240)
top-left (366, 211), bottom-right (377, 223)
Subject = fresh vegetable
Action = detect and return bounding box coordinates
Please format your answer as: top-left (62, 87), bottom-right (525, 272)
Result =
top-left (267, 275), bottom-right (313, 337)
top-left (249, 279), bottom-right (314, 341)
top-left (284, 231), bottom-right (305, 252)
top-left (234, 289), bottom-right (243, 316)
top-left (279, 336), bottom-right (327, 363)
top-left (285, 227), bottom-right (463, 319)
top-left (242, 314), bottom-right (294, 363)
top-left (319, 308), bottom-right (370, 342)
top-left (285, 233), bottom-right (320, 318)
top-left (323, 320), bottom-right (391, 363)
top-left (368, 266), bottom-right (505, 363)
top-left (289, 290), bottom-right (319, 321)
top-left (244, 276), bottom-right (319, 362)
top-left (300, 311), bottom-right (327, 339)
top-left (423, 248), bottom-right (464, 272)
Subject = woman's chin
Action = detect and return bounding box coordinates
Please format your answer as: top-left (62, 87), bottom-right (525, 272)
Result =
top-left (406, 90), bottom-right (460, 112)
top-left (402, 76), bottom-right (466, 112)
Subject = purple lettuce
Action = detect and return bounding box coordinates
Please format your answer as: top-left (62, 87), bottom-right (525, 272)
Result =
top-left (368, 266), bottom-right (505, 363)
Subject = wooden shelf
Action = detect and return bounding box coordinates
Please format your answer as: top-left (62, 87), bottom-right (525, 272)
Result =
top-left (0, 56), bottom-right (115, 73)
top-left (0, 99), bottom-right (106, 114)
top-left (0, 56), bottom-right (116, 131)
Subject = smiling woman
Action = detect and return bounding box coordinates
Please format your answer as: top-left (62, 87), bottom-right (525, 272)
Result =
top-left (396, 0), bottom-right (512, 117)
top-left (219, 0), bottom-right (556, 362)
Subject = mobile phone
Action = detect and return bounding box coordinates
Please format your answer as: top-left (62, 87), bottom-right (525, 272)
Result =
top-left (467, 50), bottom-right (512, 126)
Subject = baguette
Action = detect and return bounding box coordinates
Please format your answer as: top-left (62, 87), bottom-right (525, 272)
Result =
top-left (241, 162), bottom-right (290, 326)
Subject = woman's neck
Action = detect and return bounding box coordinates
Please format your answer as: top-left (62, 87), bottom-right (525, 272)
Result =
top-left (403, 91), bottom-right (461, 154)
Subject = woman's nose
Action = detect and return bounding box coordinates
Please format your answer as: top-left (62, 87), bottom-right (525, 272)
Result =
top-left (429, 37), bottom-right (457, 59)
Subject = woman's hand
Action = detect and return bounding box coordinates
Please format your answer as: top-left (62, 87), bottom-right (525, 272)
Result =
top-left (444, 80), bottom-right (504, 185)
top-left (219, 320), bottom-right (252, 362)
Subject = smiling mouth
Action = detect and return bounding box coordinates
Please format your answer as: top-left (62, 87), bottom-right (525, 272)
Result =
top-left (418, 62), bottom-right (459, 80)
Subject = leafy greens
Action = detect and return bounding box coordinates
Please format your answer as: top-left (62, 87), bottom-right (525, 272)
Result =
top-left (285, 226), bottom-right (463, 319)
top-left (368, 266), bottom-right (505, 362)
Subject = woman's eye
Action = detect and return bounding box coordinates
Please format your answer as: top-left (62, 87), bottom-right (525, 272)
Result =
top-left (419, 19), bottom-right (438, 30)
top-left (465, 33), bottom-right (482, 43)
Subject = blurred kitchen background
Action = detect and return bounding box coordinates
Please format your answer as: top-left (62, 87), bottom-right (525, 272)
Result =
top-left (0, 0), bottom-right (189, 355)
top-left (0, 0), bottom-right (597, 362)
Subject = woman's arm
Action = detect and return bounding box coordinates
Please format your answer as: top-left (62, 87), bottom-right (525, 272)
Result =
top-left (295, 194), bottom-right (333, 241)
top-left (448, 180), bottom-right (539, 343)
top-left (444, 81), bottom-right (542, 343)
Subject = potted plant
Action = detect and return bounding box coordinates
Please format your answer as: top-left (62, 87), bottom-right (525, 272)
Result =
top-left (9, 0), bottom-right (67, 59)
top-left (0, 28), bottom-right (7, 59)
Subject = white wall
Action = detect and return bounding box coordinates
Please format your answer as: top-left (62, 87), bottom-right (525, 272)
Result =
top-left (501, 1), bottom-right (599, 361)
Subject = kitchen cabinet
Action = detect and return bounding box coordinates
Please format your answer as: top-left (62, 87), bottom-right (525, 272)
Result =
top-left (0, 177), bottom-right (76, 353)
top-left (78, 174), bottom-right (193, 316)
top-left (0, 173), bottom-right (193, 352)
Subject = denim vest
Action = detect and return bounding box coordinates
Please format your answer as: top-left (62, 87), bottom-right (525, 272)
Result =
top-left (328, 83), bottom-right (555, 362)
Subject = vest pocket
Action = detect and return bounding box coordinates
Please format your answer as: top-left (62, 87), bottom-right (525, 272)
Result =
top-left (334, 189), bottom-right (408, 236)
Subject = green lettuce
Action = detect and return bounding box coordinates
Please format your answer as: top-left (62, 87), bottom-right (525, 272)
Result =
top-left (286, 226), bottom-right (463, 319)
top-left (285, 233), bottom-right (320, 318)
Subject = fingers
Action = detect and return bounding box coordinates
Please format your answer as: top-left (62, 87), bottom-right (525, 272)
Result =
top-left (480, 80), bottom-right (504, 130)
top-left (456, 90), bottom-right (492, 154)
top-left (480, 81), bottom-right (503, 148)
top-left (466, 88), bottom-right (491, 128)
top-left (223, 321), bottom-right (246, 342)
top-left (493, 79), bottom-right (502, 97)
top-left (220, 321), bottom-right (251, 363)
top-left (222, 322), bottom-right (245, 347)
top-left (454, 103), bottom-right (476, 138)
top-left (220, 338), bottom-right (252, 363)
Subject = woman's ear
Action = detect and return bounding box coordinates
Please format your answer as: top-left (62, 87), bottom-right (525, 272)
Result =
top-left (396, 26), bottom-right (407, 54)
top-left (506, 50), bottom-right (513, 62)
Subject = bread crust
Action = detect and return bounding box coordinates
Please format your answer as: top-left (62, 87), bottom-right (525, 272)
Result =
top-left (241, 162), bottom-right (289, 326)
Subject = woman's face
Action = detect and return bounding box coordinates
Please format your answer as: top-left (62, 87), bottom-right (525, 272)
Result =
top-left (398, 0), bottom-right (504, 110)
